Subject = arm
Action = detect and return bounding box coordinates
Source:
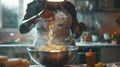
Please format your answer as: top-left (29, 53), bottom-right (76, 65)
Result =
top-left (19, 15), bottom-right (39, 34)
top-left (19, 1), bottom-right (45, 34)
top-left (71, 17), bottom-right (79, 38)
top-left (19, 8), bottom-right (55, 34)
top-left (74, 22), bottom-right (87, 39)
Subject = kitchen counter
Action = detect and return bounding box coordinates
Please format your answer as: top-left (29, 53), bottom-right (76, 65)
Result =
top-left (0, 44), bottom-right (33, 47)
top-left (75, 42), bottom-right (120, 47)
top-left (30, 62), bottom-right (120, 67)
top-left (0, 42), bottom-right (120, 47)
top-left (0, 43), bottom-right (120, 64)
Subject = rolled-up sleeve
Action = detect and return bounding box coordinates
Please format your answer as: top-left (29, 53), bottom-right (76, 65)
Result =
top-left (23, 1), bottom-right (45, 20)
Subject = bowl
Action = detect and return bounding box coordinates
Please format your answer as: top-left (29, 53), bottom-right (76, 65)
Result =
top-left (27, 46), bottom-right (78, 67)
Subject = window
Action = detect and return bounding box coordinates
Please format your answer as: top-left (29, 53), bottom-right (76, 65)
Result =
top-left (0, 0), bottom-right (33, 28)
top-left (0, 0), bottom-right (35, 44)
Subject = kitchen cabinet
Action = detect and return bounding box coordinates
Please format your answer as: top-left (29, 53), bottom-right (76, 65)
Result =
top-left (75, 0), bottom-right (120, 13)
top-left (76, 43), bottom-right (120, 64)
top-left (0, 48), bottom-right (14, 58)
top-left (77, 47), bottom-right (101, 64)
top-left (0, 45), bottom-right (30, 59)
top-left (101, 47), bottom-right (120, 63)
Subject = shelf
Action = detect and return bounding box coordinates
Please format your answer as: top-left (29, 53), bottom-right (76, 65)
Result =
top-left (77, 9), bottom-right (120, 14)
top-left (75, 0), bottom-right (120, 14)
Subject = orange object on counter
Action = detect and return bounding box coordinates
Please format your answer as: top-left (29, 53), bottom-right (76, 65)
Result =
top-left (85, 49), bottom-right (96, 67)
top-left (0, 56), bottom-right (29, 67)
top-left (5, 58), bottom-right (29, 67)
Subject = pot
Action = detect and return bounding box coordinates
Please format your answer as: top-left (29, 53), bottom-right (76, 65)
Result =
top-left (27, 46), bottom-right (78, 67)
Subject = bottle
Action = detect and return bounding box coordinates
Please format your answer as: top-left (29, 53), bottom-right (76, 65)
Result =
top-left (111, 32), bottom-right (117, 45)
top-left (81, 31), bottom-right (91, 42)
top-left (85, 49), bottom-right (96, 67)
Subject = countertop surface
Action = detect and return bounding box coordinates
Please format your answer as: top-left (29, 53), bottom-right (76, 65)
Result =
top-left (30, 62), bottom-right (120, 67)
top-left (75, 42), bottom-right (120, 47)
top-left (0, 44), bottom-right (33, 47)
top-left (0, 42), bottom-right (120, 47)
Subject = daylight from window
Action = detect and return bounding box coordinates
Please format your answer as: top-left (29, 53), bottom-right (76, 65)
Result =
top-left (1, 0), bottom-right (19, 28)
top-left (0, 0), bottom-right (33, 28)
top-left (0, 0), bottom-right (34, 44)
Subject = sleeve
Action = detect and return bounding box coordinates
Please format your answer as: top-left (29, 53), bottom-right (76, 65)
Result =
top-left (23, 1), bottom-right (45, 20)
top-left (23, 2), bottom-right (36, 20)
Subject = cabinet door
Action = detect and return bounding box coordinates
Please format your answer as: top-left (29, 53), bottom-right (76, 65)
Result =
top-left (101, 47), bottom-right (120, 63)
top-left (14, 47), bottom-right (30, 60)
top-left (77, 47), bottom-right (101, 64)
top-left (0, 47), bottom-right (14, 58)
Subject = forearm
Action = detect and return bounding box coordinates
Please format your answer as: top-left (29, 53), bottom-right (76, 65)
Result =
top-left (19, 9), bottom-right (48, 34)
top-left (71, 17), bottom-right (79, 38)
top-left (19, 15), bottom-right (39, 34)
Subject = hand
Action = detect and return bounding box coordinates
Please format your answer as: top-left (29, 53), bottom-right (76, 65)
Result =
top-left (73, 22), bottom-right (87, 39)
top-left (38, 9), bottom-right (55, 21)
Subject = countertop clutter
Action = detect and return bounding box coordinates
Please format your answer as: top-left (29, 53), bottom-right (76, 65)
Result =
top-left (0, 56), bottom-right (29, 67)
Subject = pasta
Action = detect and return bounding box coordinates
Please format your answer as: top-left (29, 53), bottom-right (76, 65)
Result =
top-left (41, 45), bottom-right (67, 52)
top-left (40, 18), bottom-right (67, 52)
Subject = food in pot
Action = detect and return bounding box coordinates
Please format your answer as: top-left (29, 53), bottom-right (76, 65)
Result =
top-left (40, 14), bottom-right (67, 52)
top-left (40, 45), bottom-right (67, 52)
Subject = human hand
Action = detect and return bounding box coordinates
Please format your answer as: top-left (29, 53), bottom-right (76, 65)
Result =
top-left (38, 9), bottom-right (55, 21)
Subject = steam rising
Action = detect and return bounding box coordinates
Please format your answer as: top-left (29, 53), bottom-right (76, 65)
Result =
top-left (34, 9), bottom-right (72, 46)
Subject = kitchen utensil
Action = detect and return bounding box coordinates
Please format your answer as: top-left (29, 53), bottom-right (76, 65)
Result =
top-left (27, 46), bottom-right (78, 67)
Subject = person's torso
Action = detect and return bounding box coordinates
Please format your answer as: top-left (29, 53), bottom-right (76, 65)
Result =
top-left (34, 9), bottom-right (73, 46)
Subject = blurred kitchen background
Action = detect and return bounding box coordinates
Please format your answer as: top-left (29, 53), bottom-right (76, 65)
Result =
top-left (0, 0), bottom-right (120, 65)
top-left (0, 0), bottom-right (120, 44)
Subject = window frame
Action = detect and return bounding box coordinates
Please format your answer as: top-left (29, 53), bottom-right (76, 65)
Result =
top-left (0, 0), bottom-right (2, 28)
